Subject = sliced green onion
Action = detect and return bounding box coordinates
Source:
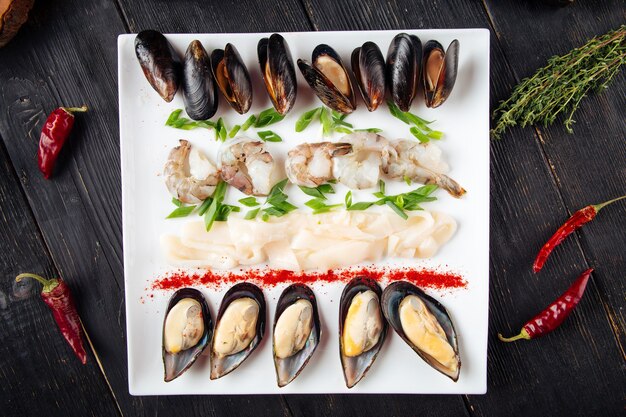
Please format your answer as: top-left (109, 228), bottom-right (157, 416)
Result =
top-left (166, 205), bottom-right (196, 219)
top-left (257, 130), bottom-right (282, 142)
top-left (241, 115), bottom-right (257, 130)
top-left (245, 208), bottom-right (260, 220)
top-left (295, 107), bottom-right (322, 132)
top-left (239, 196), bottom-right (260, 207)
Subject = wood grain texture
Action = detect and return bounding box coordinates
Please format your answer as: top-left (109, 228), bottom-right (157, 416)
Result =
top-left (483, 0), bottom-right (626, 350)
top-left (0, 1), bottom-right (167, 416)
top-left (0, 0), bottom-right (623, 416)
top-left (0, 139), bottom-right (119, 417)
top-left (301, 1), bottom-right (625, 416)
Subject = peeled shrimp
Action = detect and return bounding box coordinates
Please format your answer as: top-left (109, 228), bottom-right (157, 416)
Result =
top-left (164, 140), bottom-right (219, 204)
top-left (332, 132), bottom-right (396, 189)
top-left (385, 139), bottom-right (466, 198)
top-left (218, 137), bottom-right (277, 196)
top-left (285, 142), bottom-right (352, 187)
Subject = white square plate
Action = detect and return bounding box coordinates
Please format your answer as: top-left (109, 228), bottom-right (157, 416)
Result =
top-left (119, 28), bottom-right (490, 395)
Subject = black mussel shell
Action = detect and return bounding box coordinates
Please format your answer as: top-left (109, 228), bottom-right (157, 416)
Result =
top-left (381, 281), bottom-right (461, 381)
top-left (422, 39), bottom-right (459, 108)
top-left (162, 288), bottom-right (212, 382)
top-left (211, 43), bottom-right (253, 114)
top-left (258, 34), bottom-right (297, 115)
top-left (273, 284), bottom-right (321, 387)
top-left (210, 282), bottom-right (265, 379)
top-left (297, 44), bottom-right (356, 114)
top-left (339, 277), bottom-right (387, 388)
top-left (182, 40), bottom-right (218, 120)
top-left (351, 42), bottom-right (386, 111)
top-left (135, 30), bottom-right (183, 102)
top-left (386, 33), bottom-right (422, 112)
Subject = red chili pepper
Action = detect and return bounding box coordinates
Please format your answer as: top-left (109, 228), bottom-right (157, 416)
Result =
top-left (16, 273), bottom-right (87, 364)
top-left (37, 105), bottom-right (88, 179)
top-left (498, 268), bottom-right (592, 342)
top-left (533, 195), bottom-right (626, 273)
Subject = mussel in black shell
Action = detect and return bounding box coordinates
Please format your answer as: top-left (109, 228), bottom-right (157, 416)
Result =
top-left (298, 44), bottom-right (357, 114)
top-left (339, 277), bottom-right (387, 388)
top-left (182, 40), bottom-right (218, 120)
top-left (258, 34), bottom-right (297, 115)
top-left (381, 281), bottom-right (461, 381)
top-left (135, 29), bottom-right (183, 102)
top-left (351, 42), bottom-right (386, 111)
top-left (211, 43), bottom-right (253, 114)
top-left (422, 39), bottom-right (459, 108)
top-left (210, 282), bottom-right (265, 379)
top-left (386, 33), bottom-right (422, 112)
top-left (273, 284), bottom-right (321, 387)
top-left (162, 288), bottom-right (212, 382)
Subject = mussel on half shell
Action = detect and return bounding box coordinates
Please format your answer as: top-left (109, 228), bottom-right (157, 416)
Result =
top-left (162, 288), bottom-right (212, 382)
top-left (182, 40), bottom-right (218, 120)
top-left (339, 277), bottom-right (387, 388)
top-left (258, 33), bottom-right (297, 115)
top-left (386, 33), bottom-right (422, 112)
top-left (297, 44), bottom-right (357, 114)
top-left (211, 43), bottom-right (253, 114)
top-left (351, 41), bottom-right (386, 111)
top-left (135, 29), bottom-right (183, 102)
top-left (210, 282), bottom-right (266, 379)
top-left (422, 39), bottom-right (460, 108)
top-left (381, 281), bottom-right (461, 381)
top-left (273, 284), bottom-right (321, 387)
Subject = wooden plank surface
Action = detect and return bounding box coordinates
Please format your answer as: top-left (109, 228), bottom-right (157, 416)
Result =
top-left (0, 0), bottom-right (623, 416)
top-left (0, 139), bottom-right (120, 417)
top-left (300, 1), bottom-right (626, 416)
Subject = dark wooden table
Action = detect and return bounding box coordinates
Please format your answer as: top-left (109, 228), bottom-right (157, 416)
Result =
top-left (1, 1), bottom-right (624, 416)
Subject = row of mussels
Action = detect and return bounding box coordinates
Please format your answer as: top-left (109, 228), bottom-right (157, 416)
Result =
top-left (163, 278), bottom-right (460, 387)
top-left (135, 30), bottom-right (460, 120)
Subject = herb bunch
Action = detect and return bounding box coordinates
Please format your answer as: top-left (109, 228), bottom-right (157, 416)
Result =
top-left (491, 25), bottom-right (626, 139)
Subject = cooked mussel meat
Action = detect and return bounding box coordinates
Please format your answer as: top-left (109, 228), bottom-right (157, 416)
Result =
top-left (211, 43), bottom-right (253, 114)
top-left (339, 277), bottom-right (386, 388)
top-left (386, 33), bottom-right (422, 112)
top-left (273, 284), bottom-right (320, 387)
top-left (210, 283), bottom-right (265, 379)
top-left (422, 39), bottom-right (459, 108)
top-left (351, 42), bottom-right (386, 111)
top-left (297, 44), bottom-right (357, 114)
top-left (162, 288), bottom-right (212, 382)
top-left (182, 40), bottom-right (218, 120)
top-left (381, 281), bottom-right (460, 381)
top-left (258, 34), bottom-right (297, 115)
top-left (135, 30), bottom-right (183, 102)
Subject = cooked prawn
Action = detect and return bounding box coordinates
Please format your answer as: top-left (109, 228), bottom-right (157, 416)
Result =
top-left (385, 139), bottom-right (466, 198)
top-left (285, 142), bottom-right (352, 187)
top-left (218, 137), bottom-right (277, 196)
top-left (332, 132), bottom-right (396, 189)
top-left (164, 139), bottom-right (220, 204)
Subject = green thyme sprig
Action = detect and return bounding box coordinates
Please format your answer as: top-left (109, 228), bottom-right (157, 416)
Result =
top-left (491, 25), bottom-right (626, 139)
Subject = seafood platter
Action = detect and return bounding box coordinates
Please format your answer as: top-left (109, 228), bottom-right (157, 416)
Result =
top-left (118, 29), bottom-right (490, 394)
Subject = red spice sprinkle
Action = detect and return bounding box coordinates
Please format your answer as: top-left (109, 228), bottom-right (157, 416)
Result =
top-left (149, 266), bottom-right (467, 293)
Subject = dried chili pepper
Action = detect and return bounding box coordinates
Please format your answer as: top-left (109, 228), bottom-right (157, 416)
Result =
top-left (38, 105), bottom-right (88, 179)
top-left (498, 268), bottom-right (592, 342)
top-left (15, 273), bottom-right (87, 364)
top-left (533, 195), bottom-right (626, 273)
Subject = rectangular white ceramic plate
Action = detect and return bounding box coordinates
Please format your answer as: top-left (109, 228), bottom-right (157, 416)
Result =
top-left (119, 28), bottom-right (490, 395)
